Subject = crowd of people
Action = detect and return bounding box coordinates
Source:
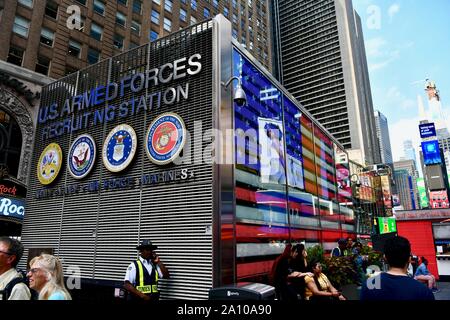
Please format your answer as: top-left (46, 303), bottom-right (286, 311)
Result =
top-left (0, 236), bottom-right (170, 301)
top-left (0, 235), bottom-right (442, 301)
top-left (271, 236), bottom-right (440, 301)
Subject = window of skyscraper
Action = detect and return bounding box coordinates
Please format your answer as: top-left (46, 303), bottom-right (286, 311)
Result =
top-left (40, 28), bottom-right (55, 46)
top-left (149, 30), bottom-right (158, 42)
top-left (75, 0), bottom-right (86, 5)
top-left (180, 8), bottom-right (187, 22)
top-left (213, 0), bottom-right (218, 8)
top-left (90, 22), bottom-right (103, 41)
top-left (117, 0), bottom-right (128, 6)
top-left (45, 1), bottom-right (58, 19)
top-left (113, 33), bottom-right (124, 49)
top-left (203, 7), bottom-right (210, 18)
top-left (151, 10), bottom-right (160, 24)
top-left (87, 47), bottom-right (100, 64)
top-left (224, 7), bottom-right (229, 17)
top-left (190, 15), bottom-right (197, 25)
top-left (18, 0), bottom-right (33, 8)
top-left (7, 46), bottom-right (24, 66)
top-left (68, 39), bottom-right (82, 58)
top-left (133, 0), bottom-right (142, 14)
top-left (35, 56), bottom-right (50, 76)
top-left (153, 0), bottom-right (160, 4)
top-left (93, 0), bottom-right (105, 15)
top-left (131, 20), bottom-right (141, 35)
top-left (163, 18), bottom-right (172, 32)
top-left (13, 16), bottom-right (30, 38)
top-left (116, 12), bottom-right (126, 26)
top-left (165, 0), bottom-right (173, 12)
top-left (191, 0), bottom-right (197, 10)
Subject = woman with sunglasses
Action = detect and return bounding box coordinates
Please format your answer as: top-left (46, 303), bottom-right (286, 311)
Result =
top-left (27, 254), bottom-right (71, 300)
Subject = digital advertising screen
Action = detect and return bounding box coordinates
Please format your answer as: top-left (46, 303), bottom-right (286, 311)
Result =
top-left (377, 217), bottom-right (397, 234)
top-left (422, 140), bottom-right (441, 165)
top-left (419, 123), bottom-right (436, 139)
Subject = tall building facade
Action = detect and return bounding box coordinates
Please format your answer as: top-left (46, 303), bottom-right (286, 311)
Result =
top-left (393, 169), bottom-right (416, 210)
top-left (394, 159), bottom-right (420, 210)
top-left (0, 0), bottom-right (272, 79)
top-left (402, 139), bottom-right (417, 164)
top-left (374, 110), bottom-right (393, 166)
top-left (272, 0), bottom-right (381, 165)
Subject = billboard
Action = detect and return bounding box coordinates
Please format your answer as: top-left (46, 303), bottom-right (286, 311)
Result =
top-left (258, 118), bottom-right (286, 184)
top-left (421, 140), bottom-right (441, 165)
top-left (377, 217), bottom-right (397, 234)
top-left (380, 175), bottom-right (392, 209)
top-left (429, 190), bottom-right (449, 209)
top-left (416, 178), bottom-right (429, 208)
top-left (425, 164), bottom-right (446, 191)
top-left (419, 123), bottom-right (436, 138)
top-left (334, 144), bottom-right (351, 203)
top-left (0, 197), bottom-right (25, 220)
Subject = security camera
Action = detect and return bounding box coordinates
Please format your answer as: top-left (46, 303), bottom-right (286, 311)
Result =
top-left (234, 85), bottom-right (247, 106)
top-left (222, 76), bottom-right (247, 106)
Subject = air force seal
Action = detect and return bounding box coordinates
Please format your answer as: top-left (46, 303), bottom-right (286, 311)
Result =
top-left (103, 124), bottom-right (137, 172)
top-left (37, 143), bottom-right (63, 185)
top-left (146, 113), bottom-right (186, 165)
top-left (68, 134), bottom-right (96, 179)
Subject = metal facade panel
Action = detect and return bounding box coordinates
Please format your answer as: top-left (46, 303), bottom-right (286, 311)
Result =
top-left (22, 21), bottom-right (215, 300)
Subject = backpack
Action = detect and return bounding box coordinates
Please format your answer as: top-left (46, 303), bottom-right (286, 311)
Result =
top-left (0, 269), bottom-right (38, 300)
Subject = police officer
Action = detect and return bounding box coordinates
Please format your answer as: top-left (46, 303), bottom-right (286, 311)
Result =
top-left (124, 240), bottom-right (169, 301)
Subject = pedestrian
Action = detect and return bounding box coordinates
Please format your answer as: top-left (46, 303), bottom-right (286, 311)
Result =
top-left (289, 243), bottom-right (313, 299)
top-left (270, 244), bottom-right (310, 301)
top-left (331, 238), bottom-right (347, 257)
top-left (414, 257), bottom-right (439, 292)
top-left (346, 237), bottom-right (354, 256)
top-left (124, 239), bottom-right (170, 301)
top-left (27, 253), bottom-right (72, 300)
top-left (360, 236), bottom-right (435, 300)
top-left (304, 260), bottom-right (346, 301)
top-left (0, 237), bottom-right (31, 300)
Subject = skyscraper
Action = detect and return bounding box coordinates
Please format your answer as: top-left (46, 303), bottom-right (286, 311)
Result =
top-left (374, 110), bottom-right (393, 166)
top-left (272, 0), bottom-right (381, 165)
top-left (394, 159), bottom-right (420, 210)
top-left (0, 0), bottom-right (272, 79)
top-left (393, 169), bottom-right (416, 210)
top-left (402, 140), bottom-right (417, 164)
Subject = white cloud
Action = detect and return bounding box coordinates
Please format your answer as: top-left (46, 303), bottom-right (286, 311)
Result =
top-left (369, 59), bottom-right (395, 72)
top-left (384, 86), bottom-right (417, 111)
top-left (389, 116), bottom-right (422, 164)
top-left (388, 3), bottom-right (400, 21)
top-left (365, 37), bottom-right (387, 57)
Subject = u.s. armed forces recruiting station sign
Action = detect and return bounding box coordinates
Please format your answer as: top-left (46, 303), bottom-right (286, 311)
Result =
top-left (33, 52), bottom-right (204, 196)
top-left (37, 54), bottom-right (201, 141)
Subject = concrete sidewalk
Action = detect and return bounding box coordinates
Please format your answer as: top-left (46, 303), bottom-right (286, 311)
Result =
top-left (434, 282), bottom-right (450, 300)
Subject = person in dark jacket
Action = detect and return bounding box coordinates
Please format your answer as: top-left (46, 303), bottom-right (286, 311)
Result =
top-left (361, 236), bottom-right (435, 300)
top-left (270, 244), bottom-right (310, 301)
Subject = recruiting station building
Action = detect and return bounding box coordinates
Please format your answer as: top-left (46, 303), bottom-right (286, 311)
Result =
top-left (21, 16), bottom-right (356, 299)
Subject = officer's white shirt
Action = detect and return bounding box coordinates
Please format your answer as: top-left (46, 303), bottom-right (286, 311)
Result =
top-left (124, 256), bottom-right (163, 285)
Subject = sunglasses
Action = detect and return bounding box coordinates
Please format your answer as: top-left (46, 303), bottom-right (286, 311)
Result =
top-left (28, 268), bottom-right (44, 274)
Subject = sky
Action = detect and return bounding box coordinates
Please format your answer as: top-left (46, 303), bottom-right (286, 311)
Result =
top-left (352, 0), bottom-right (450, 166)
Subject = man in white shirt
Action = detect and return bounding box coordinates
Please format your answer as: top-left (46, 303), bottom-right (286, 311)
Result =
top-left (0, 237), bottom-right (31, 300)
top-left (124, 239), bottom-right (169, 301)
